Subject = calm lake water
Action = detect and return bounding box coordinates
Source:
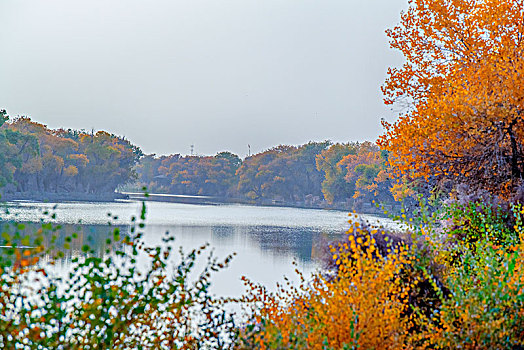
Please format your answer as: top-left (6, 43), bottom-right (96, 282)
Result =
top-left (0, 200), bottom-right (395, 297)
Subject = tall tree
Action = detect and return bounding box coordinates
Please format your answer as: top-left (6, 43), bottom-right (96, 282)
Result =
top-left (315, 143), bottom-right (358, 203)
top-left (378, 0), bottom-right (524, 198)
top-left (0, 110), bottom-right (22, 189)
top-left (3, 115), bottom-right (141, 195)
top-left (342, 142), bottom-right (383, 201)
top-left (237, 142), bottom-right (330, 202)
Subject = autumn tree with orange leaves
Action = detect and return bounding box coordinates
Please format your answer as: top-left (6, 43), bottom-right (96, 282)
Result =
top-left (378, 0), bottom-right (524, 199)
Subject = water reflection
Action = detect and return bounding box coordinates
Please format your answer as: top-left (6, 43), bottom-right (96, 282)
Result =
top-left (246, 225), bottom-right (315, 262)
top-left (0, 220), bottom-right (130, 264)
top-left (142, 224), bottom-right (344, 265)
top-left (0, 201), bottom-right (354, 296)
top-left (211, 225), bottom-right (235, 241)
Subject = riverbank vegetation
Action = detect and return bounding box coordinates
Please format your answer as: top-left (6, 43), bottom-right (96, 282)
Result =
top-left (0, 112), bottom-right (141, 200)
top-left (0, 109), bottom-right (403, 210)
top-left (0, 109), bottom-right (401, 210)
top-left (1, 0), bottom-right (523, 348)
top-left (134, 140), bottom-right (400, 211)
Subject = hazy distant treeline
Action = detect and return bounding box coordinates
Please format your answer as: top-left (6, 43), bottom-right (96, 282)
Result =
top-left (0, 111), bottom-right (141, 196)
top-left (135, 141), bottom-right (398, 210)
top-left (0, 110), bottom-right (399, 209)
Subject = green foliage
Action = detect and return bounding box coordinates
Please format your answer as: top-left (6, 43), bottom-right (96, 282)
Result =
top-left (0, 202), bottom-right (237, 349)
top-left (421, 241), bottom-right (524, 348)
top-left (0, 112), bottom-right (141, 196)
top-left (0, 110), bottom-right (23, 188)
top-left (315, 143), bottom-right (357, 203)
top-left (135, 152), bottom-right (241, 197)
top-left (236, 142), bottom-right (330, 203)
top-left (413, 203), bottom-right (524, 348)
top-left (443, 200), bottom-right (519, 248)
top-left (315, 141), bottom-right (395, 209)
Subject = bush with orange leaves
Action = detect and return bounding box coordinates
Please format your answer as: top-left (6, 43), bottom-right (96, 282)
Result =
top-left (236, 201), bottom-right (524, 350)
top-left (237, 222), bottom-right (418, 350)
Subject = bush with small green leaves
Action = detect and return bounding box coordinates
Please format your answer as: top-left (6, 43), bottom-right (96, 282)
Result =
top-left (0, 202), bottom-right (237, 349)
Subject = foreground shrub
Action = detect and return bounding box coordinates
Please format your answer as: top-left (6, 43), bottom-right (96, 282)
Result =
top-left (0, 202), bottom-right (237, 349)
top-left (442, 199), bottom-right (518, 249)
top-left (237, 223), bottom-right (417, 349)
top-left (237, 201), bottom-right (524, 349)
top-left (411, 204), bottom-right (524, 349)
top-left (418, 242), bottom-right (524, 348)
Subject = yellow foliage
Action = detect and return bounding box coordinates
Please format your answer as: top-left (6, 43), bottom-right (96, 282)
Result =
top-left (239, 227), bottom-right (416, 349)
top-left (390, 182), bottom-right (415, 202)
top-left (63, 165), bottom-right (79, 177)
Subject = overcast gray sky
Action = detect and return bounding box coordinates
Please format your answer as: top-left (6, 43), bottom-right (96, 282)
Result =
top-left (0, 0), bottom-right (406, 157)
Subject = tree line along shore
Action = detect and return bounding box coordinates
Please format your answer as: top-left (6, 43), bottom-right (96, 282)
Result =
top-left (0, 110), bottom-right (405, 212)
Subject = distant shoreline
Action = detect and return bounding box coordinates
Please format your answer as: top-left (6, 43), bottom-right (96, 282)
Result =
top-left (1, 191), bottom-right (129, 203)
top-left (1, 191), bottom-right (393, 216)
top-left (122, 192), bottom-right (391, 215)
